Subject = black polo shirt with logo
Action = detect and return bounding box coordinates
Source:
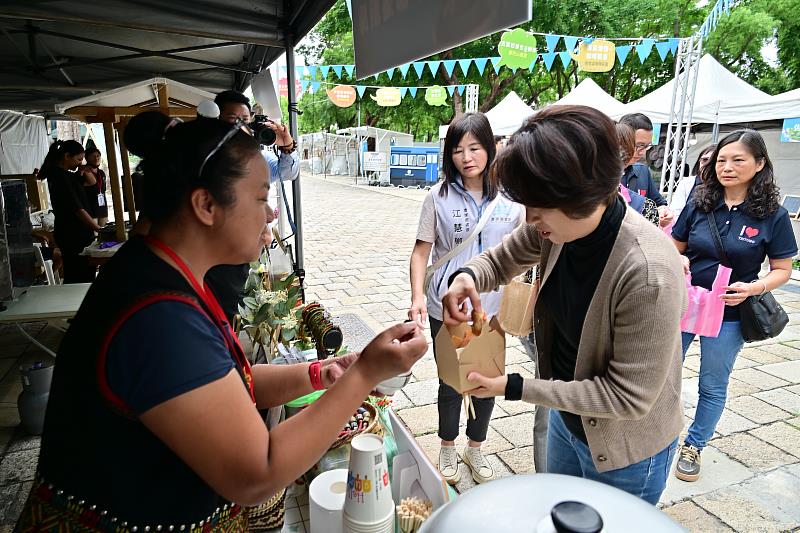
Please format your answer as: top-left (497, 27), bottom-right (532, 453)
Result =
top-left (673, 197), bottom-right (797, 321)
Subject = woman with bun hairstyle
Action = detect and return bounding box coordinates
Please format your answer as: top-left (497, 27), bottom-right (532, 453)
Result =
top-left (39, 139), bottom-right (100, 283)
top-left (18, 112), bottom-right (427, 531)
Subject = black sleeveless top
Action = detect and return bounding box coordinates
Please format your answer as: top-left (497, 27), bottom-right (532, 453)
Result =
top-left (38, 236), bottom-right (249, 527)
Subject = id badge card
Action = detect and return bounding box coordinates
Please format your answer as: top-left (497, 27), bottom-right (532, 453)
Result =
top-left (97, 193), bottom-right (106, 207)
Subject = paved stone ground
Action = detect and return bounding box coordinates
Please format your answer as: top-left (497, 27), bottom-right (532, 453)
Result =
top-left (1, 173), bottom-right (800, 532)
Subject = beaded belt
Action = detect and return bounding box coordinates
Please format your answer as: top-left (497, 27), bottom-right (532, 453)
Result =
top-left (15, 478), bottom-right (246, 533)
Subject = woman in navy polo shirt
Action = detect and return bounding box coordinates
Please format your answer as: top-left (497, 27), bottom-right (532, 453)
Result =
top-left (672, 129), bottom-right (797, 482)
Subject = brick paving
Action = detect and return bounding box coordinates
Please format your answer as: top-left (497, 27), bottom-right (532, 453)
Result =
top-left (1, 173), bottom-right (800, 532)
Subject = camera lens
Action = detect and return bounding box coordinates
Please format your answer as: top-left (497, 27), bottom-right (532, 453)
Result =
top-left (256, 126), bottom-right (277, 146)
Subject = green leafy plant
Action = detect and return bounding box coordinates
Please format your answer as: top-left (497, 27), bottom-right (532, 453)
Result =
top-left (238, 251), bottom-right (309, 357)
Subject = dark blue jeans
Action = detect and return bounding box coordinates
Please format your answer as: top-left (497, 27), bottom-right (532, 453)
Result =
top-left (546, 410), bottom-right (678, 505)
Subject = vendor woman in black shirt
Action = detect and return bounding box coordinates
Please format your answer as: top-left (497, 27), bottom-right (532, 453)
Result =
top-left (41, 140), bottom-right (101, 283)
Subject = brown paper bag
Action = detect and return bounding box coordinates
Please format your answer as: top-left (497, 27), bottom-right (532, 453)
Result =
top-left (498, 275), bottom-right (538, 337)
top-left (435, 316), bottom-right (506, 394)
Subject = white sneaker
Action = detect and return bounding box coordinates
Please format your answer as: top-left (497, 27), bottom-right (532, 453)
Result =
top-left (460, 446), bottom-right (495, 484)
top-left (438, 445), bottom-right (460, 485)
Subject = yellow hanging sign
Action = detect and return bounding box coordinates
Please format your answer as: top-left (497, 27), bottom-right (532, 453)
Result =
top-left (370, 87), bottom-right (402, 106)
top-left (570, 39), bottom-right (616, 72)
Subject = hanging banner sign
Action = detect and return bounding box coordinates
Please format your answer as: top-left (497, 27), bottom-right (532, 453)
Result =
top-left (781, 118), bottom-right (800, 142)
top-left (570, 39), bottom-right (616, 72)
top-left (497, 28), bottom-right (538, 69)
top-left (327, 85), bottom-right (357, 107)
top-left (425, 85), bottom-right (448, 106)
top-left (371, 87), bottom-right (402, 106)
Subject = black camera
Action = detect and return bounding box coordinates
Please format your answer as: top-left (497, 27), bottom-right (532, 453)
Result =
top-left (251, 115), bottom-right (277, 146)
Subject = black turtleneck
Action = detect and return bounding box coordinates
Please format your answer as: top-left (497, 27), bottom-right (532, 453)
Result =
top-left (538, 196), bottom-right (626, 442)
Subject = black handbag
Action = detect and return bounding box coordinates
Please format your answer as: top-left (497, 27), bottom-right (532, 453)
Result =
top-left (706, 212), bottom-right (789, 342)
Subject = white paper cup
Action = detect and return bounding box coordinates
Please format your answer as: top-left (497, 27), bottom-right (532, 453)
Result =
top-left (309, 468), bottom-right (347, 533)
top-left (342, 510), bottom-right (393, 533)
top-left (343, 434), bottom-right (394, 524)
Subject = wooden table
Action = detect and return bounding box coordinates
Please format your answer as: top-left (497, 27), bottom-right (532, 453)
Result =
top-left (0, 283), bottom-right (91, 355)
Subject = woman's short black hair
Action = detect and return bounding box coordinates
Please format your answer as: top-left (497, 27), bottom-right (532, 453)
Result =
top-left (441, 112), bottom-right (497, 200)
top-left (693, 129), bottom-right (779, 219)
top-left (493, 105), bottom-right (621, 219)
top-left (124, 112), bottom-right (261, 223)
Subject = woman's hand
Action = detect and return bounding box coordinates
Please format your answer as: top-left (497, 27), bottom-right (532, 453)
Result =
top-left (721, 281), bottom-right (759, 306)
top-left (441, 273), bottom-right (483, 326)
top-left (464, 372), bottom-right (508, 398)
top-left (320, 353), bottom-right (358, 389)
top-left (680, 255), bottom-right (690, 275)
top-left (354, 322), bottom-right (427, 383)
top-left (657, 205), bottom-right (674, 227)
top-left (408, 298), bottom-right (427, 327)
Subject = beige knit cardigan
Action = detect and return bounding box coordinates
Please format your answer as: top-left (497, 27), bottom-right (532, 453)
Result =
top-left (466, 207), bottom-right (687, 472)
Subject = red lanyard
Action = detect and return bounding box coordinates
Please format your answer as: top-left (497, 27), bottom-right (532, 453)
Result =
top-left (144, 235), bottom-right (255, 402)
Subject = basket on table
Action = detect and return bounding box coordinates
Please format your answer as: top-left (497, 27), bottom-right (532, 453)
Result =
top-left (329, 401), bottom-right (380, 450)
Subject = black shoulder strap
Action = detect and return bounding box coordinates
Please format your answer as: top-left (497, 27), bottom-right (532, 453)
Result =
top-left (706, 211), bottom-right (738, 280)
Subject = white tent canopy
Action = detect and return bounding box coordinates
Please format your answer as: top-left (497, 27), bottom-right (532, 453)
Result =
top-left (484, 91), bottom-right (535, 135)
top-left (438, 90), bottom-right (535, 139)
top-left (619, 55), bottom-right (799, 124)
top-left (0, 111), bottom-right (49, 175)
top-left (54, 78), bottom-right (215, 114)
top-left (550, 78), bottom-right (627, 117)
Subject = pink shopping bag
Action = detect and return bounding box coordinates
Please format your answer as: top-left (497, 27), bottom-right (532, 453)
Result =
top-left (680, 265), bottom-right (732, 338)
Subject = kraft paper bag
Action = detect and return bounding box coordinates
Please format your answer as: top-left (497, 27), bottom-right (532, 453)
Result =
top-left (498, 275), bottom-right (537, 337)
top-left (435, 316), bottom-right (506, 394)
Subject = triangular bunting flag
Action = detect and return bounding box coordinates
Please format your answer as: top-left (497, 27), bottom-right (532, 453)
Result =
top-left (559, 51), bottom-right (572, 68)
top-left (616, 45), bottom-right (631, 66)
top-left (458, 58), bottom-right (473, 77)
top-left (563, 36), bottom-right (579, 52)
top-left (356, 85), bottom-right (367, 98)
top-left (583, 37), bottom-right (594, 45)
top-left (427, 60), bottom-right (441, 77)
top-left (385, 67), bottom-right (395, 79)
top-left (474, 57), bottom-right (489, 75)
top-left (320, 66), bottom-right (331, 78)
top-left (344, 65), bottom-right (355, 78)
top-left (447, 86), bottom-right (456, 96)
top-left (308, 66), bottom-right (318, 78)
top-left (300, 80), bottom-right (309, 93)
top-left (668, 38), bottom-right (680, 55)
top-left (400, 87), bottom-right (409, 98)
top-left (545, 34), bottom-right (561, 52)
top-left (511, 67), bottom-right (519, 74)
top-left (398, 63), bottom-right (411, 79)
top-left (412, 62), bottom-right (425, 78)
top-left (655, 41), bottom-right (671, 62)
top-left (409, 87), bottom-right (418, 98)
top-left (636, 39), bottom-right (655, 63)
top-left (541, 52), bottom-right (557, 71)
top-left (457, 85), bottom-right (466, 95)
top-left (296, 66), bottom-right (306, 77)
top-left (442, 59), bottom-right (457, 77)
top-left (332, 65), bottom-right (343, 78)
top-left (310, 81), bottom-right (321, 93)
top-left (491, 56), bottom-right (503, 74)
top-left (528, 57), bottom-right (538, 71)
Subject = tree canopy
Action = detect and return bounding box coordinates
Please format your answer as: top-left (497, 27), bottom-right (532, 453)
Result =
top-left (285, 0), bottom-right (798, 141)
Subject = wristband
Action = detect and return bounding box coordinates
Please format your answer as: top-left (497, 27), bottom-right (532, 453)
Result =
top-left (279, 140), bottom-right (297, 154)
top-left (308, 361), bottom-right (325, 390)
top-left (504, 373), bottom-right (523, 401)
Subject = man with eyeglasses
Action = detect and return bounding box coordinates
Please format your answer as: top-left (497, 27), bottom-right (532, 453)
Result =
top-left (619, 113), bottom-right (674, 227)
top-left (205, 90), bottom-right (300, 323)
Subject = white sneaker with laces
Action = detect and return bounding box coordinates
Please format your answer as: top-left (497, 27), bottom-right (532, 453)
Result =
top-left (460, 446), bottom-right (495, 484)
top-left (438, 444), bottom-right (460, 485)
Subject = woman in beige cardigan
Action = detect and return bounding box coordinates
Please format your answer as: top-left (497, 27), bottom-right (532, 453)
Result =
top-left (442, 105), bottom-right (687, 504)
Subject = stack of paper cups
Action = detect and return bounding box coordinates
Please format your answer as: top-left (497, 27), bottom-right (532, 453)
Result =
top-left (309, 469), bottom-right (348, 533)
top-left (343, 434), bottom-right (394, 533)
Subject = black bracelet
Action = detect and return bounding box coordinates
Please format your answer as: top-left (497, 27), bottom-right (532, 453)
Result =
top-left (504, 373), bottom-right (523, 401)
top-left (447, 267), bottom-right (477, 288)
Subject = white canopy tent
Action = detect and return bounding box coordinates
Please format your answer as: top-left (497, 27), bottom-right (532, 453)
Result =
top-left (438, 90), bottom-right (534, 139)
top-left (550, 78), bottom-right (627, 117)
top-left (619, 54), bottom-right (788, 124)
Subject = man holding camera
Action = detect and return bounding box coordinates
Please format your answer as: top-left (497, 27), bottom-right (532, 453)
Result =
top-left (206, 90), bottom-right (300, 322)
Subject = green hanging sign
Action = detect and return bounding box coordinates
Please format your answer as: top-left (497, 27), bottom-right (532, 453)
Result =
top-left (497, 28), bottom-right (538, 69)
top-left (425, 85), bottom-right (448, 106)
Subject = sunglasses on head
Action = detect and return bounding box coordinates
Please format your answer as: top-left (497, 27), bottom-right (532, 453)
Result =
top-left (197, 118), bottom-right (254, 179)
